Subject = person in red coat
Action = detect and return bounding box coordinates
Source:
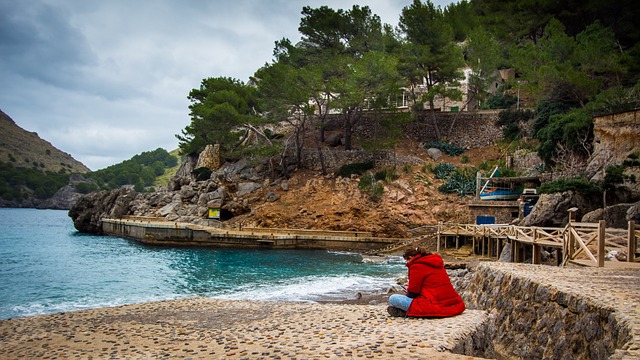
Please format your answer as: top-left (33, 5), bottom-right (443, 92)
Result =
top-left (387, 247), bottom-right (465, 318)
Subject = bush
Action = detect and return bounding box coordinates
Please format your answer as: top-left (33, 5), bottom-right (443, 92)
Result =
top-left (422, 141), bottom-right (466, 156)
top-left (539, 177), bottom-right (602, 196)
top-left (358, 173), bottom-right (384, 201)
top-left (75, 182), bottom-right (99, 194)
top-left (481, 93), bottom-right (517, 109)
top-left (438, 170), bottom-right (476, 196)
top-left (336, 162), bottom-right (374, 178)
top-left (374, 167), bottom-right (398, 182)
top-left (433, 163), bottom-right (456, 179)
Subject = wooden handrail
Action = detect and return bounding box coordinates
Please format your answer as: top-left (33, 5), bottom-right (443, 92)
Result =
top-left (437, 220), bottom-right (639, 268)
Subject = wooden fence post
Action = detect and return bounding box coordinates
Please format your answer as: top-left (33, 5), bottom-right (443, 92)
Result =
top-left (598, 220), bottom-right (606, 267)
top-left (629, 221), bottom-right (636, 263)
top-left (437, 223), bottom-right (441, 253)
top-left (567, 223), bottom-right (575, 261)
top-left (532, 228), bottom-right (540, 264)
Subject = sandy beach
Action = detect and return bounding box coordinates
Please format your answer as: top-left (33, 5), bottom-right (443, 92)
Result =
top-left (0, 297), bottom-right (488, 359)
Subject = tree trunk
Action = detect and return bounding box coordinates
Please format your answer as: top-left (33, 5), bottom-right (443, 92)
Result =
top-left (429, 99), bottom-right (441, 140)
top-left (343, 110), bottom-right (352, 150)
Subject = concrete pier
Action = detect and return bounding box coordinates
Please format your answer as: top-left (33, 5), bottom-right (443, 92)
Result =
top-left (101, 217), bottom-right (401, 251)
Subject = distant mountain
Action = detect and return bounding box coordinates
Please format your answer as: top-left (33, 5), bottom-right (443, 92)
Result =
top-left (0, 109), bottom-right (89, 174)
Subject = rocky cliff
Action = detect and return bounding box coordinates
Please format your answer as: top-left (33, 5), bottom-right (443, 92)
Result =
top-left (69, 141), bottom-right (485, 238)
top-left (586, 109), bottom-right (640, 195)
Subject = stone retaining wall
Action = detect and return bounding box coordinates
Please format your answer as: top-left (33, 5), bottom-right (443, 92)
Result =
top-left (455, 263), bottom-right (635, 359)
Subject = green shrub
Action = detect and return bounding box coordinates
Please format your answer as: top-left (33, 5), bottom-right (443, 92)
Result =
top-left (75, 182), bottom-right (99, 194)
top-left (481, 93), bottom-right (517, 110)
top-left (422, 141), bottom-right (466, 156)
top-left (358, 173), bottom-right (384, 201)
top-left (336, 162), bottom-right (374, 178)
top-left (433, 163), bottom-right (456, 179)
top-left (374, 167), bottom-right (398, 182)
top-left (438, 170), bottom-right (476, 196)
top-left (539, 177), bottom-right (602, 196)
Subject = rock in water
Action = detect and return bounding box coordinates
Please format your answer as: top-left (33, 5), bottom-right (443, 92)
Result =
top-left (68, 188), bottom-right (137, 234)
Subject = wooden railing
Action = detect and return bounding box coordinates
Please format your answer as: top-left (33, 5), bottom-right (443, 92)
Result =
top-left (437, 220), bottom-right (640, 267)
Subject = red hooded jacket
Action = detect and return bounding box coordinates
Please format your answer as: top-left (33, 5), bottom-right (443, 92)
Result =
top-left (405, 253), bottom-right (465, 317)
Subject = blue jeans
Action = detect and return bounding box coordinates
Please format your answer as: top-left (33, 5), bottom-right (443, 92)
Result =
top-left (389, 294), bottom-right (413, 311)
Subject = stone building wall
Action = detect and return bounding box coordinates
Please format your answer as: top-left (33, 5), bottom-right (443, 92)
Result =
top-left (468, 201), bottom-right (520, 224)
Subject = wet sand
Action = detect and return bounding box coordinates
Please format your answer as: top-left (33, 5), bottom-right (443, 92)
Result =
top-left (0, 297), bottom-right (488, 359)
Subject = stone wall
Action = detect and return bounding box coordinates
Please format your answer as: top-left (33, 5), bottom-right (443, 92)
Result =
top-left (405, 111), bottom-right (502, 149)
top-left (324, 110), bottom-right (503, 150)
top-left (300, 111), bottom-right (502, 172)
top-left (298, 148), bottom-right (425, 172)
top-left (456, 263), bottom-right (633, 359)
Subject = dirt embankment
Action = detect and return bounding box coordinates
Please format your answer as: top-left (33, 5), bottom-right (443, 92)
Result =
top-left (225, 144), bottom-right (504, 238)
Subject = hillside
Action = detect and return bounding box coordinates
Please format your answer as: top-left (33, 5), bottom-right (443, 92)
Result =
top-left (222, 143), bottom-right (503, 238)
top-left (0, 110), bottom-right (89, 174)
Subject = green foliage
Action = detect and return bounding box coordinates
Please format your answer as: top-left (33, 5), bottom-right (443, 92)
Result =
top-left (481, 93), bottom-right (517, 110)
top-left (374, 167), bottom-right (398, 182)
top-left (402, 163), bottom-right (412, 173)
top-left (497, 109), bottom-right (535, 140)
top-left (336, 162), bottom-right (374, 178)
top-left (177, 77), bottom-right (262, 157)
top-left (433, 163), bottom-right (455, 179)
top-left (87, 148), bottom-right (176, 190)
top-left (422, 141), bottom-right (466, 156)
top-left (75, 182), bottom-right (99, 194)
top-left (539, 177), bottom-right (602, 196)
top-left (438, 168), bottom-right (476, 196)
top-left (0, 161), bottom-right (70, 200)
top-left (623, 152), bottom-right (640, 167)
top-left (444, 0), bottom-right (479, 42)
top-left (358, 173), bottom-right (385, 201)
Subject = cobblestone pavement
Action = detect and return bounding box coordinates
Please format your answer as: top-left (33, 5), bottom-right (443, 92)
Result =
top-left (0, 298), bottom-right (488, 359)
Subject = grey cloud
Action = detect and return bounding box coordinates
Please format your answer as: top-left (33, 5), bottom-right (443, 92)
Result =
top-left (0, 1), bottom-right (95, 88)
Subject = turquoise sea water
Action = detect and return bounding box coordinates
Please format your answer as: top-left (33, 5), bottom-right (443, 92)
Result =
top-left (0, 208), bottom-right (405, 320)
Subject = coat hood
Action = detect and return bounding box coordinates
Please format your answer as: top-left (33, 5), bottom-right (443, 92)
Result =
top-left (406, 253), bottom-right (444, 269)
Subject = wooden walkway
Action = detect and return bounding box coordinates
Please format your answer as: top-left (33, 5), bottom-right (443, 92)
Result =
top-left (436, 220), bottom-right (640, 268)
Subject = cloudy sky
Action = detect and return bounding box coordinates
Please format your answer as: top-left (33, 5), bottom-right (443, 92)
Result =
top-left (1, 0), bottom-right (453, 170)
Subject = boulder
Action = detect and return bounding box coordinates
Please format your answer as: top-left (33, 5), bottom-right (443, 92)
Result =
top-left (582, 203), bottom-right (635, 229)
top-left (237, 182), bottom-right (261, 196)
top-left (325, 133), bottom-right (343, 147)
top-left (68, 187), bottom-right (137, 234)
top-left (265, 192), bottom-right (280, 202)
top-left (195, 144), bottom-right (221, 170)
top-left (427, 148), bottom-right (442, 161)
top-left (520, 191), bottom-right (595, 227)
top-left (626, 201), bottom-right (640, 223)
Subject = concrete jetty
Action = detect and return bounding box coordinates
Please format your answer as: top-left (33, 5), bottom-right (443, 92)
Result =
top-left (101, 217), bottom-right (402, 251)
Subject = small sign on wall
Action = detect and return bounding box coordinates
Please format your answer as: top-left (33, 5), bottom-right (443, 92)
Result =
top-left (208, 208), bottom-right (220, 219)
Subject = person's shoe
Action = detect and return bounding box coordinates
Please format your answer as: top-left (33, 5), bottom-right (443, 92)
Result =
top-left (387, 306), bottom-right (406, 317)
